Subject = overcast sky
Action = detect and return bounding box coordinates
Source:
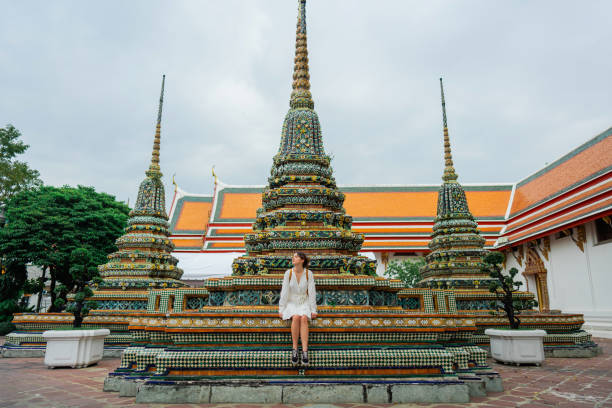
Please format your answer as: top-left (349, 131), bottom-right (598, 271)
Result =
top-left (2, 1), bottom-right (610, 208)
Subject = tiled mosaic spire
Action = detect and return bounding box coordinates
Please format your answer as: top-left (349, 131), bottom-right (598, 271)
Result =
top-left (289, 0), bottom-right (313, 110)
top-left (418, 78), bottom-right (491, 289)
top-left (278, 0), bottom-right (323, 156)
top-left (232, 0), bottom-right (375, 276)
top-left (147, 74), bottom-right (164, 177)
top-left (97, 75), bottom-right (184, 293)
top-left (440, 78), bottom-right (458, 183)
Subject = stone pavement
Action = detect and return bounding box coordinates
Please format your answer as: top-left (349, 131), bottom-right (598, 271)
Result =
top-left (0, 337), bottom-right (610, 408)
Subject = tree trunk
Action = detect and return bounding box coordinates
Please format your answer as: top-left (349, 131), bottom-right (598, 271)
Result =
top-left (73, 301), bottom-right (83, 328)
top-left (48, 267), bottom-right (56, 312)
top-left (35, 266), bottom-right (46, 313)
top-left (505, 292), bottom-right (519, 329)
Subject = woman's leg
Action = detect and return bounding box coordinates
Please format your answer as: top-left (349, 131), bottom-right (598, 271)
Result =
top-left (291, 315), bottom-right (300, 350)
top-left (299, 315), bottom-right (309, 351)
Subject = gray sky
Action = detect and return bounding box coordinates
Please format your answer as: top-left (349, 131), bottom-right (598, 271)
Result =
top-left (2, 1), bottom-right (611, 208)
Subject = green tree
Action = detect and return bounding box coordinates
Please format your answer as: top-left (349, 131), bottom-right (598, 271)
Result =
top-left (384, 257), bottom-right (425, 288)
top-left (484, 252), bottom-right (538, 329)
top-left (0, 124), bottom-right (42, 207)
top-left (0, 185), bottom-right (129, 313)
top-left (0, 261), bottom-right (30, 334)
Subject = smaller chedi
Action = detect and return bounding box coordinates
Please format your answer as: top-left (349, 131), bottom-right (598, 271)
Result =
top-left (418, 79), bottom-right (508, 295)
top-left (94, 75), bottom-right (185, 307)
top-left (4, 76), bottom-right (186, 353)
top-left (418, 79), bottom-right (597, 357)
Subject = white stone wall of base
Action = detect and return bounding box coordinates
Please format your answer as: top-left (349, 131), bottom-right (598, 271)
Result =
top-left (485, 329), bottom-right (546, 365)
top-left (43, 329), bottom-right (110, 368)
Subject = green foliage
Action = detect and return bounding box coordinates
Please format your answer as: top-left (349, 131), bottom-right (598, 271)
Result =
top-left (0, 261), bottom-right (31, 325)
top-left (0, 185), bottom-right (129, 312)
top-left (22, 278), bottom-right (44, 295)
top-left (0, 124), bottom-right (42, 206)
top-left (0, 321), bottom-right (16, 335)
top-left (53, 297), bottom-right (66, 309)
top-left (484, 252), bottom-right (538, 329)
top-left (384, 258), bottom-right (425, 288)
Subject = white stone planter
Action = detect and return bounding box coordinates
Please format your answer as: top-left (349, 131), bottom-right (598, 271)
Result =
top-left (43, 329), bottom-right (110, 368)
top-left (485, 328), bottom-right (546, 365)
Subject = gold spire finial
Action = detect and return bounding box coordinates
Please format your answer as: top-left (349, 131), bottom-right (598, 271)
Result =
top-left (290, 0), bottom-right (314, 109)
top-left (440, 78), bottom-right (458, 182)
top-left (147, 75), bottom-right (165, 178)
top-left (212, 165), bottom-right (218, 185)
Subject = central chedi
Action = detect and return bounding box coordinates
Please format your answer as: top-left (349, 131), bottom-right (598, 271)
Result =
top-left (232, 0), bottom-right (373, 277)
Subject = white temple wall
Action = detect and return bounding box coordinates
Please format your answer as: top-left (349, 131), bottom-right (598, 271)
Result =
top-left (547, 231), bottom-right (593, 312)
top-left (585, 221), bottom-right (612, 311)
top-left (581, 221), bottom-right (612, 336)
top-left (505, 220), bottom-right (612, 337)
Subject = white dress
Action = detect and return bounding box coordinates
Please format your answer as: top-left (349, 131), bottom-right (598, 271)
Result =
top-left (278, 268), bottom-right (317, 320)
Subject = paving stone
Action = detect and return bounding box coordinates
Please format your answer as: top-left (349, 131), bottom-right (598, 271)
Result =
top-left (365, 384), bottom-right (389, 403)
top-left (282, 384), bottom-right (364, 403)
top-left (460, 377), bottom-right (487, 397)
top-left (135, 383), bottom-right (210, 403)
top-left (391, 383), bottom-right (470, 403)
top-left (300, 405), bottom-right (344, 408)
top-left (102, 375), bottom-right (123, 392)
top-left (210, 384), bottom-right (283, 403)
top-left (118, 379), bottom-right (141, 397)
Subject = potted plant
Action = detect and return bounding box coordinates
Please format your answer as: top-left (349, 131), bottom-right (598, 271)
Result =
top-left (483, 252), bottom-right (546, 365)
top-left (43, 248), bottom-right (109, 368)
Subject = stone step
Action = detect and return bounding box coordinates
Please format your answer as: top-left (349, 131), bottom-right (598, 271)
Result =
top-left (107, 376), bottom-right (474, 403)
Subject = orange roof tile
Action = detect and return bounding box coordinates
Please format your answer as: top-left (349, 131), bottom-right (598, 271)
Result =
top-left (218, 192), bottom-right (262, 221)
top-left (171, 238), bottom-right (204, 249)
top-left (175, 201), bottom-right (212, 231)
top-left (510, 129), bottom-right (612, 217)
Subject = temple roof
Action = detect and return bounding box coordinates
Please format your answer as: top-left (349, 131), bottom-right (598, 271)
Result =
top-left (502, 127), bottom-right (612, 245)
top-left (169, 182), bottom-right (511, 252)
top-left (168, 127), bottom-right (611, 253)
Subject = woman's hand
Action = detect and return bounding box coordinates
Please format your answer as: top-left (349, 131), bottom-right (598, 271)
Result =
top-left (311, 312), bottom-right (318, 319)
top-left (279, 312), bottom-right (283, 319)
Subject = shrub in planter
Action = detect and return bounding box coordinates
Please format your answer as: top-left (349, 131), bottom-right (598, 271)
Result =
top-left (53, 248), bottom-right (100, 328)
top-left (43, 248), bottom-right (108, 368)
top-left (484, 252), bottom-right (537, 328)
top-left (483, 252), bottom-right (545, 365)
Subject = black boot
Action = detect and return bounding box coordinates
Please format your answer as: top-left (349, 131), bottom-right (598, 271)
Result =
top-left (301, 350), bottom-right (309, 366)
top-left (291, 349), bottom-right (299, 366)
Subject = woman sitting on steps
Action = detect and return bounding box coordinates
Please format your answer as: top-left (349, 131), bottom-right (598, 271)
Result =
top-left (278, 252), bottom-right (318, 366)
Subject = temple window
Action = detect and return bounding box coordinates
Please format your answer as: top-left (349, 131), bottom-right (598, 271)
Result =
top-left (594, 217), bottom-right (612, 245)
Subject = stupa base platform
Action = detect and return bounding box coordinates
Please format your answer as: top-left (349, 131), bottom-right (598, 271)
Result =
top-left (459, 309), bottom-right (600, 357)
top-left (0, 341), bottom-right (125, 358)
top-left (477, 335), bottom-right (602, 358)
top-left (104, 374), bottom-right (503, 404)
top-left (2, 312), bottom-right (135, 358)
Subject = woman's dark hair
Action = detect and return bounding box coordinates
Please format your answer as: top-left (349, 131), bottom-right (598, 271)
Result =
top-left (295, 252), bottom-right (309, 268)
